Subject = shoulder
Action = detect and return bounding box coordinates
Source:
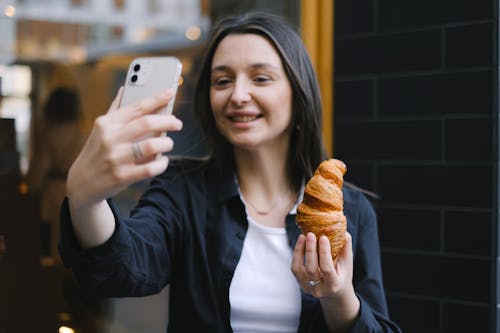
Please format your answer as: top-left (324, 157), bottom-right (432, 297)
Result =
top-left (343, 186), bottom-right (374, 211)
top-left (139, 158), bottom-right (214, 210)
top-left (342, 186), bottom-right (381, 255)
top-left (154, 157), bottom-right (225, 189)
top-left (343, 185), bottom-right (377, 227)
top-left (161, 157), bottom-right (209, 179)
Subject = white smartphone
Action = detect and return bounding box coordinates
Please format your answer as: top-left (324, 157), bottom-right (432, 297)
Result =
top-left (120, 56), bottom-right (183, 115)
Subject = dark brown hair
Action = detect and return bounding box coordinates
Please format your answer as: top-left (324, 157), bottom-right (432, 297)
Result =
top-left (194, 12), bottom-right (327, 189)
top-left (43, 87), bottom-right (81, 123)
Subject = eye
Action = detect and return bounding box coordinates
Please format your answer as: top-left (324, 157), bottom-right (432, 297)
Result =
top-left (254, 75), bottom-right (272, 84)
top-left (212, 77), bottom-right (232, 88)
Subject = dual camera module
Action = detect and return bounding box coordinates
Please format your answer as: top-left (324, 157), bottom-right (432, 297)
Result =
top-left (130, 63), bottom-right (141, 83)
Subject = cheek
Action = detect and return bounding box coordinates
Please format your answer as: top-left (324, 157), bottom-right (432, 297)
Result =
top-left (282, 91), bottom-right (293, 121)
top-left (268, 89), bottom-right (293, 118)
top-left (210, 90), bottom-right (225, 116)
top-left (209, 90), bottom-right (217, 113)
top-left (209, 92), bottom-right (226, 130)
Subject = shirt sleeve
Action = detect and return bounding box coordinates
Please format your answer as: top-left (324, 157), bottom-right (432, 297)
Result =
top-left (58, 169), bottom-right (186, 298)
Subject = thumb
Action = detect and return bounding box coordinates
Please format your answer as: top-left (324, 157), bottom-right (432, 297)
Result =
top-left (107, 86), bottom-right (124, 114)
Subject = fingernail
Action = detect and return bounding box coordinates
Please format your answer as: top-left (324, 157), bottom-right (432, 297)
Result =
top-left (174, 118), bottom-right (183, 129)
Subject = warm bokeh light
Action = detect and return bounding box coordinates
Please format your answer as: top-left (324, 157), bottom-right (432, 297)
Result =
top-left (4, 5), bottom-right (16, 17)
top-left (58, 326), bottom-right (75, 333)
top-left (0, 235), bottom-right (5, 255)
top-left (66, 46), bottom-right (87, 64)
top-left (19, 181), bottom-right (28, 195)
top-left (185, 25), bottom-right (201, 41)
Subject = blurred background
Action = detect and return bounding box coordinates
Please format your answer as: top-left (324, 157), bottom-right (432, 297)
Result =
top-left (0, 1), bottom-right (498, 333)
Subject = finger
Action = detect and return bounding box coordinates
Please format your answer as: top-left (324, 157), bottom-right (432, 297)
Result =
top-left (304, 232), bottom-right (320, 278)
top-left (291, 234), bottom-right (307, 277)
top-left (318, 235), bottom-right (336, 281)
top-left (131, 136), bottom-right (176, 164)
top-left (118, 90), bottom-right (175, 122)
top-left (107, 86), bottom-right (124, 114)
top-left (337, 232), bottom-right (353, 271)
top-left (120, 114), bottom-right (183, 142)
top-left (105, 136), bottom-right (174, 166)
top-left (127, 155), bottom-right (170, 183)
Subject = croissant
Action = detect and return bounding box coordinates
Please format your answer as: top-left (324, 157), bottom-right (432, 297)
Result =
top-left (296, 159), bottom-right (347, 260)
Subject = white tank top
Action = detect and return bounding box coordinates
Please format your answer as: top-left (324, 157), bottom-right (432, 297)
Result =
top-left (229, 214), bottom-right (302, 333)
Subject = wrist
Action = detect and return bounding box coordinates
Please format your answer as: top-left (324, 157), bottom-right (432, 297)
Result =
top-left (320, 286), bottom-right (360, 333)
top-left (66, 166), bottom-right (96, 209)
top-left (66, 177), bottom-right (85, 210)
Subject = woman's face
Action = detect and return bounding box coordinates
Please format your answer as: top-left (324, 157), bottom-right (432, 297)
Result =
top-left (209, 33), bottom-right (293, 152)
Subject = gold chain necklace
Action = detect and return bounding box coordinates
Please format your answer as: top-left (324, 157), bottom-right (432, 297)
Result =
top-left (242, 190), bottom-right (296, 215)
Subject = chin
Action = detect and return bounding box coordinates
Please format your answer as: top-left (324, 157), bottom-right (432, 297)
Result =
top-left (231, 140), bottom-right (260, 151)
top-left (226, 135), bottom-right (262, 151)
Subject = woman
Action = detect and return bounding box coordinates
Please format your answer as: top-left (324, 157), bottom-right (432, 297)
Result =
top-left (60, 13), bottom-right (401, 333)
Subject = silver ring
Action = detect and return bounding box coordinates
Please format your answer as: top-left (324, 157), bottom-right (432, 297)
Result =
top-left (131, 141), bottom-right (144, 161)
top-left (307, 279), bottom-right (321, 287)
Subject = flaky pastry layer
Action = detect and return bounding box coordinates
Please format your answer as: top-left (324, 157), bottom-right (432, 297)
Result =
top-left (296, 159), bottom-right (347, 260)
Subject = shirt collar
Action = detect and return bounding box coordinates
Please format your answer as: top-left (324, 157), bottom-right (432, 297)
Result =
top-left (213, 162), bottom-right (240, 204)
top-left (227, 170), bottom-right (305, 216)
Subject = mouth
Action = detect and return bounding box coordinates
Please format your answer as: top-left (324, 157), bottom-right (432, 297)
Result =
top-left (229, 115), bottom-right (262, 122)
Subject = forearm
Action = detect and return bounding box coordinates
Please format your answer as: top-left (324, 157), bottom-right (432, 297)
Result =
top-left (67, 198), bottom-right (116, 249)
top-left (320, 286), bottom-right (360, 333)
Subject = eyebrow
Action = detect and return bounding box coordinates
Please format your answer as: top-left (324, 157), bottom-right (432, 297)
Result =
top-left (211, 63), bottom-right (282, 73)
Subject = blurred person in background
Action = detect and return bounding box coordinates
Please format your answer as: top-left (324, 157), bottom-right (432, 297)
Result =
top-left (25, 86), bottom-right (109, 333)
top-left (26, 87), bottom-right (86, 265)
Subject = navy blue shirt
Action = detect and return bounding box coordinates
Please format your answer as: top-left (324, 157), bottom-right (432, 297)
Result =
top-left (59, 159), bottom-right (401, 333)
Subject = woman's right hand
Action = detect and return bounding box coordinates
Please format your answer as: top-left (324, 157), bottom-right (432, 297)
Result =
top-left (66, 88), bottom-right (183, 210)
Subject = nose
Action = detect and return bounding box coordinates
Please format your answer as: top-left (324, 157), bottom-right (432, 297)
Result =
top-left (230, 77), bottom-right (251, 106)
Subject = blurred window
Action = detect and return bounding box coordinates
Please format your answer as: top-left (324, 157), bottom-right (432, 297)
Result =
top-left (0, 65), bottom-right (32, 173)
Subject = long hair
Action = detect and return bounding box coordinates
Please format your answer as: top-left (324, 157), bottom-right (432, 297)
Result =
top-left (43, 87), bottom-right (81, 123)
top-left (194, 12), bottom-right (327, 189)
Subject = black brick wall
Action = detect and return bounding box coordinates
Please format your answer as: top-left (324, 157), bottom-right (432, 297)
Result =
top-left (334, 1), bottom-right (498, 333)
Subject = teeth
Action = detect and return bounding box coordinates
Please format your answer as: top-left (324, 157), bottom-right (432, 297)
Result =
top-left (232, 115), bottom-right (258, 122)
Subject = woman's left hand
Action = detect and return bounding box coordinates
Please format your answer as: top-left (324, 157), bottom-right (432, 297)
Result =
top-left (292, 231), bottom-right (354, 297)
top-left (292, 232), bottom-right (360, 332)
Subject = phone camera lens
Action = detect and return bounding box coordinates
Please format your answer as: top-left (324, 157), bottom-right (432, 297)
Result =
top-left (131, 74), bottom-right (138, 83)
top-left (133, 64), bottom-right (141, 72)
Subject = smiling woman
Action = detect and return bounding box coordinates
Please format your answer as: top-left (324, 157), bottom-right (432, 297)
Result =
top-left (209, 33), bottom-right (293, 153)
top-left (59, 12), bottom-right (401, 333)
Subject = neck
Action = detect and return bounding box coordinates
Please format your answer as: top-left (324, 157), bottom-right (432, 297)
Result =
top-left (234, 145), bottom-right (291, 196)
top-left (234, 145), bottom-right (297, 223)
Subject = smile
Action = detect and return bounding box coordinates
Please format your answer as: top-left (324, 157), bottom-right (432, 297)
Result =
top-left (230, 115), bottom-right (261, 122)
